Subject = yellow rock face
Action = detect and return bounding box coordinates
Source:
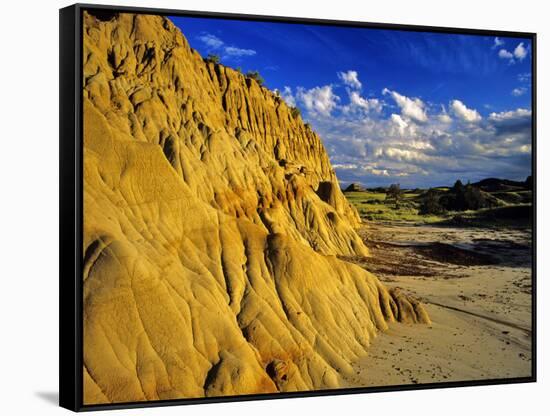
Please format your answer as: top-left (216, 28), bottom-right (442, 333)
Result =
top-left (82, 11), bottom-right (429, 405)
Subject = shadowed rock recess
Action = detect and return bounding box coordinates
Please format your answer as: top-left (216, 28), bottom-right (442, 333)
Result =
top-left (82, 11), bottom-right (429, 405)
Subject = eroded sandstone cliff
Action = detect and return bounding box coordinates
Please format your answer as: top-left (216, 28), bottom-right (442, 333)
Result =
top-left (82, 11), bottom-right (429, 404)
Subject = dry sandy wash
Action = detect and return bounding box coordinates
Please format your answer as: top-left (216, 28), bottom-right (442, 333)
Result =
top-left (81, 11), bottom-right (429, 404)
top-left (345, 223), bottom-right (532, 387)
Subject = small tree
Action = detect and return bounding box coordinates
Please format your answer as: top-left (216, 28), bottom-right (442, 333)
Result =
top-left (290, 106), bottom-right (301, 119)
top-left (452, 179), bottom-right (467, 211)
top-left (452, 179), bottom-right (465, 194)
top-left (419, 189), bottom-right (444, 215)
top-left (386, 183), bottom-right (403, 209)
top-left (205, 54), bottom-right (220, 64)
top-left (245, 70), bottom-right (265, 86)
top-left (463, 185), bottom-right (485, 210)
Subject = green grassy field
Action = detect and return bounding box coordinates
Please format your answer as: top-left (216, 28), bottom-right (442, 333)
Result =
top-left (344, 188), bottom-right (532, 227)
top-left (344, 190), bottom-right (445, 223)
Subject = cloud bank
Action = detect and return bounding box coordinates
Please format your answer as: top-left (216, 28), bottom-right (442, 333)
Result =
top-left (282, 70), bottom-right (532, 187)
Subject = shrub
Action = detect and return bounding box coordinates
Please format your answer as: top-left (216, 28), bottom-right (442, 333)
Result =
top-left (205, 54), bottom-right (220, 64)
top-left (290, 106), bottom-right (301, 119)
top-left (419, 189), bottom-right (445, 215)
top-left (245, 70), bottom-right (265, 86)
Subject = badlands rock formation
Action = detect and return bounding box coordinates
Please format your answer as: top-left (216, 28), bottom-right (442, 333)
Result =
top-left (82, 11), bottom-right (429, 404)
top-left (344, 183), bottom-right (367, 192)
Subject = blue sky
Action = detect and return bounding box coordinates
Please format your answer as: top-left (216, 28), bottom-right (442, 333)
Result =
top-left (169, 15), bottom-right (533, 188)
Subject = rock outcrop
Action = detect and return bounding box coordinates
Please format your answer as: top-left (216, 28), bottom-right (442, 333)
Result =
top-left (344, 183), bottom-right (366, 192)
top-left (82, 11), bottom-right (429, 405)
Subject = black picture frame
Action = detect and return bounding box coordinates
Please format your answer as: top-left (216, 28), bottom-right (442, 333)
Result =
top-left (60, 3), bottom-right (537, 412)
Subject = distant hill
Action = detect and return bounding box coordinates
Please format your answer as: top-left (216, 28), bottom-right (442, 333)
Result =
top-left (471, 177), bottom-right (530, 192)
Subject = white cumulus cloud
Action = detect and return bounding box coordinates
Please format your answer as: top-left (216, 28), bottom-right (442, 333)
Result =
top-left (514, 42), bottom-right (528, 60)
top-left (348, 91), bottom-right (382, 113)
top-left (497, 42), bottom-right (528, 64)
top-left (382, 88), bottom-right (428, 123)
top-left (384, 147), bottom-right (429, 162)
top-left (338, 70), bottom-right (362, 89)
top-left (390, 114), bottom-right (408, 135)
top-left (279, 86), bottom-right (296, 107)
top-left (438, 105), bottom-right (452, 123)
top-left (368, 168), bottom-right (390, 176)
top-left (492, 37), bottom-right (505, 49)
top-left (450, 99), bottom-right (481, 123)
top-left (296, 85), bottom-right (340, 116)
top-left (511, 87), bottom-right (527, 97)
top-left (489, 108), bottom-right (531, 121)
top-left (519, 144), bottom-right (531, 153)
top-left (498, 49), bottom-right (514, 60)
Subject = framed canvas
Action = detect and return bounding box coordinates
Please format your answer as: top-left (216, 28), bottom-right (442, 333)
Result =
top-left (59, 3), bottom-right (536, 411)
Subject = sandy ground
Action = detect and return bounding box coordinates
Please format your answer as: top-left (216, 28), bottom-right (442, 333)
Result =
top-left (343, 222), bottom-right (533, 387)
